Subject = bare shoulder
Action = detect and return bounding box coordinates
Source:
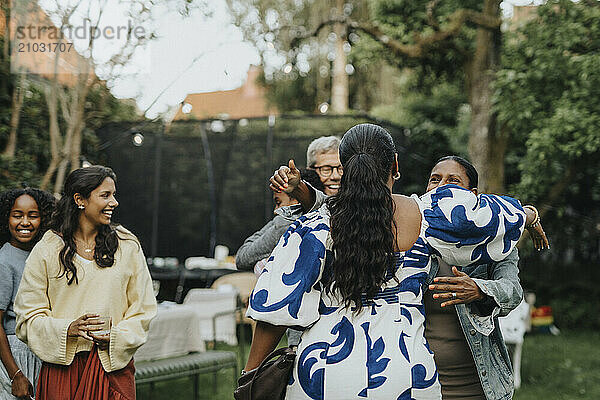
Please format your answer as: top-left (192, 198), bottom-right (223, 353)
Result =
top-left (392, 194), bottom-right (422, 251)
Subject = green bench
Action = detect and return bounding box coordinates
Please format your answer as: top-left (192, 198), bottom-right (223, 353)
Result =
top-left (135, 351), bottom-right (238, 399)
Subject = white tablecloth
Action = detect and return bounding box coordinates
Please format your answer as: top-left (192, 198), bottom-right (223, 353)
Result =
top-left (183, 288), bottom-right (238, 346)
top-left (135, 303), bottom-right (206, 362)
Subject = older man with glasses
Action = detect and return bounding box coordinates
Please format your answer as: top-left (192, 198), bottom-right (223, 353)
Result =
top-left (306, 136), bottom-right (342, 195)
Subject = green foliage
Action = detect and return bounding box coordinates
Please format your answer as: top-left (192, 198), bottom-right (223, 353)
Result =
top-left (85, 83), bottom-right (140, 129)
top-left (226, 0), bottom-right (397, 113)
top-left (496, 0), bottom-right (600, 202)
top-left (0, 49), bottom-right (50, 191)
top-left (226, 0), bottom-right (487, 113)
top-left (495, 0), bottom-right (600, 330)
top-left (0, 34), bottom-right (141, 191)
top-left (261, 69), bottom-right (321, 113)
top-left (0, 80), bottom-right (140, 192)
top-left (548, 285), bottom-right (600, 331)
top-left (369, 0), bottom-right (481, 79)
top-left (0, 153), bottom-right (41, 191)
top-left (370, 76), bottom-right (469, 193)
top-left (371, 76), bottom-right (467, 136)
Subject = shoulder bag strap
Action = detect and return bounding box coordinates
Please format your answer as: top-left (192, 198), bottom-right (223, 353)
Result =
top-left (248, 346), bottom-right (292, 399)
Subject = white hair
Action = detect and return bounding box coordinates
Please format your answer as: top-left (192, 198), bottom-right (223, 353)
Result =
top-left (306, 136), bottom-right (341, 167)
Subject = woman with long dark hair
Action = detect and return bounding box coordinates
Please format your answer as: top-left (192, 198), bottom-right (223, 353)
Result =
top-left (0, 188), bottom-right (55, 399)
top-left (14, 166), bottom-right (157, 399)
top-left (244, 124), bottom-right (545, 399)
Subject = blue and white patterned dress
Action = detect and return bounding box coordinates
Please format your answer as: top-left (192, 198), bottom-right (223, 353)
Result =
top-left (247, 185), bottom-right (526, 400)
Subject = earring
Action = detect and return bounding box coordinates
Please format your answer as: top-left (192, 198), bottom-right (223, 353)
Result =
top-left (78, 205), bottom-right (85, 210)
top-left (393, 172), bottom-right (401, 181)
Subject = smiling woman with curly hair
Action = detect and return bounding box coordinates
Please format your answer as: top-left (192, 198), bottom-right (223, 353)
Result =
top-left (0, 187), bottom-right (55, 399)
top-left (0, 188), bottom-right (55, 247)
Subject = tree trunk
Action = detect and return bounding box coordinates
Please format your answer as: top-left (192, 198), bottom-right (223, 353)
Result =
top-left (68, 63), bottom-right (93, 173)
top-left (331, 0), bottom-right (348, 114)
top-left (1, 0), bottom-right (9, 61)
top-left (41, 84), bottom-right (62, 191)
top-left (40, 156), bottom-right (60, 191)
top-left (466, 0), bottom-right (504, 194)
top-left (53, 120), bottom-right (75, 193)
top-left (53, 158), bottom-right (69, 195)
top-left (41, 58), bottom-right (92, 191)
top-left (70, 121), bottom-right (83, 171)
top-left (3, 74), bottom-right (25, 158)
top-left (539, 165), bottom-right (576, 218)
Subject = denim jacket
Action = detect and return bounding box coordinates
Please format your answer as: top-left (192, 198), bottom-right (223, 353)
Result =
top-left (427, 248), bottom-right (523, 400)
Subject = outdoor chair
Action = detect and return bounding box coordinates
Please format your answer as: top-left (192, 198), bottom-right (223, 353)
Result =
top-left (183, 288), bottom-right (239, 346)
top-left (498, 298), bottom-right (531, 389)
top-left (210, 272), bottom-right (257, 324)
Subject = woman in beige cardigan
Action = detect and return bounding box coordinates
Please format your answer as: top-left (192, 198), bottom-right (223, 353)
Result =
top-left (15, 166), bottom-right (157, 399)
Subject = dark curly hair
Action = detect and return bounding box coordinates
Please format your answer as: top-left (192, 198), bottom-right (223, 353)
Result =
top-left (51, 165), bottom-right (121, 285)
top-left (0, 188), bottom-right (56, 247)
top-left (324, 124), bottom-right (398, 312)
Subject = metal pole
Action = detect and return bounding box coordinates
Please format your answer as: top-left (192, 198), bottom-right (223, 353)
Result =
top-left (199, 123), bottom-right (217, 257)
top-left (150, 124), bottom-right (163, 258)
top-left (264, 115), bottom-right (275, 222)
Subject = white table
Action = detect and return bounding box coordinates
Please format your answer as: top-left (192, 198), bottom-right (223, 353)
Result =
top-left (183, 288), bottom-right (239, 346)
top-left (136, 303), bottom-right (206, 362)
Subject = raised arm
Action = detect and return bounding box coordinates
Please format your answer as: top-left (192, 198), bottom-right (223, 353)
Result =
top-left (522, 205), bottom-right (549, 251)
top-left (419, 185), bottom-right (548, 266)
top-left (270, 160), bottom-right (322, 212)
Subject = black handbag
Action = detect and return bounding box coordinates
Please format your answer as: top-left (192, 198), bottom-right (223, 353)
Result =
top-left (234, 346), bottom-right (296, 400)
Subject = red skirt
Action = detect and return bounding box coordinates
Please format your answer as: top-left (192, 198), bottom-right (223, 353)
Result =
top-left (36, 349), bottom-right (135, 400)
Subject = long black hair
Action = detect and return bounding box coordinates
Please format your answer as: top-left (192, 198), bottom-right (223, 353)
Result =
top-left (435, 155), bottom-right (478, 189)
top-left (51, 165), bottom-right (119, 285)
top-left (324, 124), bottom-right (397, 312)
top-left (0, 188), bottom-right (56, 246)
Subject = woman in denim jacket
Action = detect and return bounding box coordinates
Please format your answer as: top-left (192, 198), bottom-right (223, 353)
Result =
top-left (425, 156), bottom-right (545, 399)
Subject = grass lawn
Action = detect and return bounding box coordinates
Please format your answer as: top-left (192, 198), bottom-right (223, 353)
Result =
top-left (136, 330), bottom-right (600, 400)
top-left (135, 341), bottom-right (243, 400)
top-left (514, 330), bottom-right (600, 400)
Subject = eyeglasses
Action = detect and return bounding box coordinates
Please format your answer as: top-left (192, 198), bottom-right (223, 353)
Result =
top-left (312, 164), bottom-right (343, 177)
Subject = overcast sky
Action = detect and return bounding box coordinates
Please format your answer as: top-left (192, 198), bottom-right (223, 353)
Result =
top-left (37, 0), bottom-right (542, 119)
top-left (106, 1), bottom-right (260, 118)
